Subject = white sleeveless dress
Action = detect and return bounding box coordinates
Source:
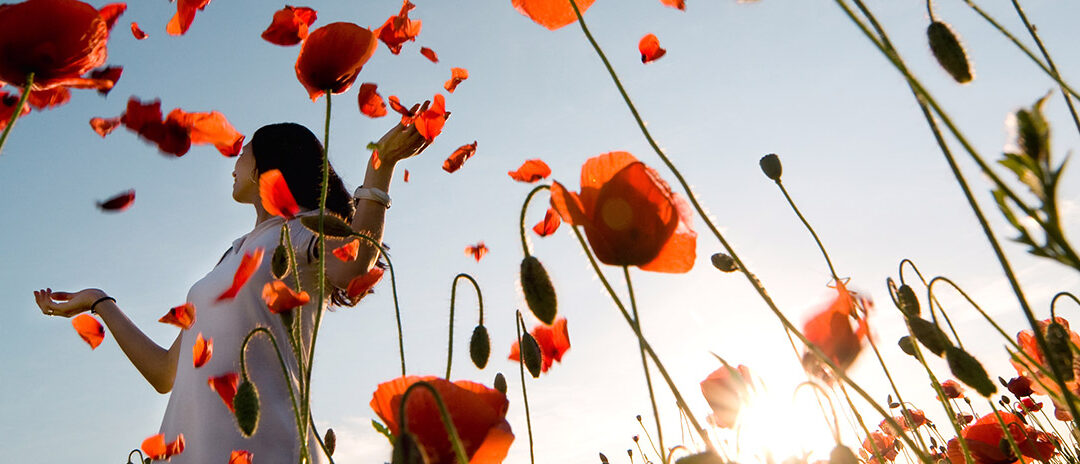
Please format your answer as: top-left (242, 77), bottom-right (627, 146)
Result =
top-left (158, 215), bottom-right (327, 463)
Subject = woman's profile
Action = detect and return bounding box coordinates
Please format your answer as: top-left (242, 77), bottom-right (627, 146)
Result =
top-left (34, 120), bottom-right (429, 463)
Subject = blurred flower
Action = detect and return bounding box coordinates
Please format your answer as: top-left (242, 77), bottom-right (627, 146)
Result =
top-left (374, 0), bottom-right (421, 54)
top-left (1007, 376), bottom-right (1034, 398)
top-left (1015, 397), bottom-right (1043, 416)
top-left (141, 433), bottom-right (185, 461)
top-left (509, 317), bottom-right (570, 374)
top-left (801, 282), bottom-right (869, 381)
top-left (295, 22), bottom-right (377, 101)
top-left (550, 151), bottom-right (697, 272)
top-left (699, 364), bottom-right (752, 428)
top-left (261, 5), bottom-right (317, 46)
top-left (945, 412), bottom-right (1056, 464)
top-left (880, 409), bottom-right (928, 436)
top-left (940, 379), bottom-right (964, 399)
top-left (465, 242), bottom-right (488, 262)
top-left (1010, 317), bottom-right (1080, 400)
top-left (861, 430), bottom-right (900, 464)
top-left (512, 0), bottom-right (595, 31)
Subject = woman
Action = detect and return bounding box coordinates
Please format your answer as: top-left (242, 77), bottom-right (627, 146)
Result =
top-left (34, 120), bottom-right (428, 463)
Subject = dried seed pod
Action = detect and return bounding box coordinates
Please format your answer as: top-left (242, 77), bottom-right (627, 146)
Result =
top-left (520, 256), bottom-right (557, 324)
top-left (710, 253), bottom-right (738, 272)
top-left (493, 372), bottom-right (507, 394)
top-left (946, 346), bottom-right (996, 397)
top-left (896, 284), bottom-right (920, 317)
top-left (300, 214), bottom-right (355, 238)
top-left (324, 428), bottom-right (337, 457)
top-left (234, 380), bottom-right (260, 437)
top-left (1045, 321), bottom-right (1075, 381)
top-left (909, 317), bottom-right (951, 357)
top-left (521, 332), bottom-right (543, 378)
top-left (272, 244), bottom-right (290, 279)
top-left (470, 325), bottom-right (491, 369)
top-left (830, 445), bottom-right (859, 464)
top-left (927, 21), bottom-right (973, 84)
top-left (759, 153), bottom-right (782, 181)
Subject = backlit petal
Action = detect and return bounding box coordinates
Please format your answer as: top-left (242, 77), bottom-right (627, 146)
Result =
top-left (357, 83), bottom-right (387, 118)
top-left (259, 169), bottom-right (300, 219)
top-left (511, 0), bottom-right (596, 30)
top-left (443, 67), bottom-right (468, 93)
top-left (443, 141), bottom-right (477, 173)
top-left (72, 313), bottom-right (104, 349)
top-left (332, 239), bottom-right (360, 262)
top-left (216, 248), bottom-right (265, 301)
top-left (507, 159), bottom-right (551, 183)
top-left (158, 302), bottom-right (196, 329)
top-left (532, 208), bottom-right (561, 237)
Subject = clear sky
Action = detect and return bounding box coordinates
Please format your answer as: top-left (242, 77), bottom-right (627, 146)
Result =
top-left (3, 1), bottom-right (1080, 463)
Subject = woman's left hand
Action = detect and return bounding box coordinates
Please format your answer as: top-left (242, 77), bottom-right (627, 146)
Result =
top-left (374, 103), bottom-right (433, 165)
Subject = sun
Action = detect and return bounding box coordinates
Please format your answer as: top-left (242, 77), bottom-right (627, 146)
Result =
top-left (722, 379), bottom-right (843, 463)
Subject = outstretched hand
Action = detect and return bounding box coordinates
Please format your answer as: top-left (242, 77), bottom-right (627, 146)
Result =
top-left (374, 102), bottom-right (434, 165)
top-left (34, 288), bottom-right (107, 318)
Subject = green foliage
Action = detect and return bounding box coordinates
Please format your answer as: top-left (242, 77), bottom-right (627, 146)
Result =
top-left (372, 419), bottom-right (395, 445)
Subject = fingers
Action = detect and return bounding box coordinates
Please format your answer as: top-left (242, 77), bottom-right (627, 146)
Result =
top-left (51, 291), bottom-right (73, 301)
top-left (34, 288), bottom-right (79, 318)
top-left (408, 103), bottom-right (421, 114)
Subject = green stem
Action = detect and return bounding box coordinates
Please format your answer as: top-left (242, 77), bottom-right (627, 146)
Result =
top-left (774, 180), bottom-right (839, 282)
top-left (398, 381), bottom-right (469, 464)
top-left (309, 414), bottom-right (337, 464)
top-left (347, 231), bottom-right (405, 376)
top-left (0, 73), bottom-right (33, 157)
top-left (519, 185), bottom-right (552, 256)
top-left (281, 223), bottom-right (307, 392)
top-left (896, 260), bottom-right (963, 348)
top-left (1009, 0), bottom-right (1080, 137)
top-left (1051, 292), bottom-right (1080, 320)
top-left (515, 310), bottom-right (536, 464)
top-left (623, 265), bottom-right (664, 463)
top-left (127, 449), bottom-right (145, 464)
top-left (240, 327), bottom-right (307, 463)
top-left (446, 273), bottom-right (483, 379)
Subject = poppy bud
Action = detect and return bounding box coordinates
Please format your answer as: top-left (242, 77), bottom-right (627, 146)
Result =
top-left (272, 244), bottom-right (290, 279)
top-left (234, 380), bottom-right (260, 437)
top-left (323, 427), bottom-right (336, 456)
top-left (674, 451), bottom-right (725, 464)
top-left (830, 445), bottom-right (859, 464)
top-left (898, 336), bottom-right (916, 357)
top-left (391, 431), bottom-right (428, 464)
top-left (927, 21), bottom-right (973, 84)
top-left (470, 324), bottom-right (491, 369)
top-left (493, 372), bottom-right (507, 394)
top-left (1007, 376), bottom-right (1034, 397)
top-left (759, 153), bottom-right (782, 181)
top-left (710, 253), bottom-right (738, 272)
top-left (896, 284), bottom-right (920, 317)
top-left (300, 214), bottom-right (355, 238)
top-left (1045, 322), bottom-right (1075, 381)
top-left (144, 458), bottom-right (152, 464)
top-left (946, 346), bottom-right (996, 397)
top-left (521, 332), bottom-right (543, 378)
top-left (909, 318), bottom-right (951, 357)
top-left (520, 256), bottom-right (557, 325)
top-left (600, 452), bottom-right (610, 464)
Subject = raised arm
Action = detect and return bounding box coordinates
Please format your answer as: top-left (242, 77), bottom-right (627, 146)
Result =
top-left (34, 288), bottom-right (182, 394)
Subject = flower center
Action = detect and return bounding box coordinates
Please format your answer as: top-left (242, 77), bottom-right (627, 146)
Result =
top-left (600, 197), bottom-right (633, 231)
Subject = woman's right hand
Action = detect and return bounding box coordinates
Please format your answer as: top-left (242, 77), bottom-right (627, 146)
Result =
top-left (34, 288), bottom-right (108, 318)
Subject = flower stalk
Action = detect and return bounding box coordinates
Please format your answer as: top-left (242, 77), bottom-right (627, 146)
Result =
top-left (0, 72), bottom-right (33, 157)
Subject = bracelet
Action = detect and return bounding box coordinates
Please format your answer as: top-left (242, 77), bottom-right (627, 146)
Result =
top-left (353, 186), bottom-right (391, 209)
top-left (90, 296), bottom-right (116, 314)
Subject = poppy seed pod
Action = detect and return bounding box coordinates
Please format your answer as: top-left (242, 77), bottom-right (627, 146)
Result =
top-left (470, 325), bottom-right (491, 369)
top-left (493, 372), bottom-right (507, 394)
top-left (324, 427), bottom-right (336, 457)
top-left (233, 380), bottom-right (260, 437)
top-left (391, 431), bottom-right (428, 464)
top-left (300, 214), bottom-right (355, 238)
top-left (521, 332), bottom-right (543, 378)
top-left (1045, 322), bottom-right (1075, 381)
top-left (927, 21), bottom-right (973, 84)
top-left (946, 346), bottom-right (996, 397)
top-left (830, 445), bottom-right (859, 464)
top-left (896, 284), bottom-right (920, 317)
top-left (759, 154), bottom-right (782, 181)
top-left (271, 244), bottom-right (290, 279)
top-left (520, 256), bottom-right (557, 325)
top-left (908, 317), bottom-right (951, 357)
top-left (710, 253), bottom-right (737, 272)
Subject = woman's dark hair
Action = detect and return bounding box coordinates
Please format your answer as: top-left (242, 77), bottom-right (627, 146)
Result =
top-left (251, 122), bottom-right (361, 307)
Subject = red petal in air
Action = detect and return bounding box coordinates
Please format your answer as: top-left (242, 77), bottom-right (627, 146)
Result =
top-left (347, 266), bottom-right (385, 300)
top-left (443, 141), bottom-right (477, 173)
top-left (332, 239), bottom-right (360, 262)
top-left (414, 93), bottom-right (447, 141)
top-left (141, 433), bottom-right (183, 460)
top-left (639, 33), bottom-right (666, 63)
top-left (295, 22), bottom-right (378, 101)
top-left (387, 95), bottom-right (412, 117)
top-left (216, 248), bottom-right (265, 301)
top-left (443, 67), bottom-right (468, 93)
top-left (72, 314), bottom-right (105, 349)
top-left (371, 150), bottom-right (382, 170)
top-left (507, 159), bottom-right (551, 183)
top-left (262, 280), bottom-right (311, 314)
top-left (357, 83), bottom-right (387, 118)
top-left (403, 169), bottom-right (410, 183)
top-left (166, 0), bottom-right (212, 36)
top-left (465, 242), bottom-right (488, 262)
top-left (165, 108), bottom-right (244, 157)
top-left (159, 302), bottom-right (196, 329)
top-left (97, 188), bottom-right (135, 212)
top-left (208, 372), bottom-right (240, 412)
top-left (87, 66), bottom-right (123, 95)
top-left (532, 208), bottom-right (561, 237)
top-left (512, 0), bottom-right (596, 30)
top-left (130, 22), bottom-right (147, 40)
top-left (261, 5), bottom-right (317, 46)
top-left (374, 0), bottom-right (422, 54)
top-left (192, 332), bottom-right (213, 368)
top-left (229, 450), bottom-right (254, 464)
top-left (259, 169), bottom-right (300, 218)
top-left (89, 116), bottom-right (121, 137)
top-left (420, 46), bottom-right (439, 63)
top-left (660, 0), bottom-right (686, 10)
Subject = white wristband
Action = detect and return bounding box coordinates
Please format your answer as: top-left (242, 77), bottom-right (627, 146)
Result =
top-left (353, 186), bottom-right (391, 209)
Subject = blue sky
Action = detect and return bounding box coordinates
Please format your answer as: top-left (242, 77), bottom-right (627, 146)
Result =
top-left (3, 0), bottom-right (1080, 462)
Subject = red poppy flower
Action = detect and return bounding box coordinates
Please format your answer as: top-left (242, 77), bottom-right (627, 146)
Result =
top-left (420, 46), bottom-right (439, 63)
top-left (1007, 376), bottom-right (1034, 397)
top-left (159, 302), bottom-right (196, 329)
top-left (259, 169), bottom-right (300, 219)
top-left (660, 0), bottom-right (686, 10)
top-left (86, 65), bottom-right (122, 96)
top-left (0, 0), bottom-right (121, 91)
top-left (357, 83), bottom-right (387, 118)
top-left (550, 151), bottom-right (696, 272)
top-left (0, 92), bottom-right (30, 130)
top-left (861, 430), bottom-right (900, 464)
top-left (89, 116), bottom-right (120, 137)
top-left (800, 282), bottom-right (868, 380)
top-left (945, 412), bottom-right (1057, 464)
top-left (166, 0), bottom-right (211, 36)
top-left (940, 379), bottom-right (964, 399)
top-left (261, 280), bottom-right (310, 314)
top-left (370, 375), bottom-right (514, 463)
top-left (509, 317), bottom-right (570, 373)
top-left (414, 93), bottom-right (447, 141)
top-left (374, 0), bottom-right (421, 55)
top-left (96, 188), bottom-right (135, 212)
top-left (443, 67), bottom-right (468, 93)
top-left (699, 364), bottom-right (752, 428)
top-left (508, 159), bottom-right (551, 183)
top-left (443, 141), bottom-right (477, 173)
top-left (639, 33), bottom-right (666, 63)
top-left (216, 248), bottom-right (265, 301)
top-left (141, 433), bottom-right (185, 461)
top-left (332, 239), bottom-right (360, 262)
top-left (192, 332), bottom-right (212, 368)
top-left (261, 5), bottom-right (317, 46)
top-left (1010, 317), bottom-right (1080, 400)
top-left (512, 0), bottom-right (596, 31)
top-left (72, 313), bottom-right (104, 349)
top-left (208, 372), bottom-right (240, 412)
top-left (295, 22), bottom-right (377, 101)
top-left (229, 450), bottom-right (253, 464)
top-left (1015, 398), bottom-right (1043, 416)
top-left (347, 266), bottom-right (384, 300)
top-left (465, 242), bottom-right (488, 262)
top-left (27, 87), bottom-right (70, 110)
top-left (880, 409), bottom-right (928, 436)
top-left (533, 207), bottom-right (561, 237)
top-left (130, 21), bottom-right (147, 40)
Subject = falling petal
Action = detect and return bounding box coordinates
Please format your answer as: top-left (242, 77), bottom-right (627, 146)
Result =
top-left (192, 332), bottom-right (213, 368)
top-left (420, 46), bottom-right (439, 63)
top-left (374, 0), bottom-right (422, 54)
top-left (443, 67), bottom-right (468, 93)
top-left (357, 83), bottom-right (387, 118)
top-left (72, 314), bottom-right (105, 349)
top-left (216, 248), bottom-right (265, 301)
top-left (443, 141), bottom-right (477, 173)
top-left (346, 266), bottom-right (385, 300)
top-left (97, 188), bottom-right (135, 212)
top-left (465, 242), bottom-right (488, 262)
top-left (332, 239), bottom-right (360, 262)
top-left (638, 33), bottom-right (666, 63)
top-left (259, 169), bottom-right (300, 218)
top-left (414, 93), bottom-right (447, 141)
top-left (208, 372), bottom-right (240, 412)
top-left (130, 21), bottom-right (147, 40)
top-left (532, 208), bottom-right (561, 237)
top-left (166, 0), bottom-right (211, 36)
top-left (159, 302), bottom-right (196, 329)
top-left (507, 159), bottom-right (551, 183)
top-left (261, 5), bottom-right (317, 46)
top-left (261, 280), bottom-right (311, 313)
top-left (89, 116), bottom-right (121, 137)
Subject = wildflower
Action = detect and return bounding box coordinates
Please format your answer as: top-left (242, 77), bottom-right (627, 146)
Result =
top-left (374, 0), bottom-right (421, 54)
top-left (512, 0), bottom-right (596, 30)
top-left (940, 379), bottom-right (964, 399)
top-left (801, 282), bottom-right (869, 381)
top-left (1010, 318), bottom-right (1080, 399)
top-left (295, 22), bottom-right (377, 101)
top-left (945, 412), bottom-right (1056, 464)
top-left (699, 364), bottom-right (752, 428)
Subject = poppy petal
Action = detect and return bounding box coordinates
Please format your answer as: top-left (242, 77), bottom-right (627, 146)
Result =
top-left (72, 313), bottom-right (104, 349)
top-left (443, 67), bottom-right (468, 93)
top-left (507, 159), bottom-right (551, 183)
top-left (97, 3), bottom-right (126, 31)
top-left (375, 0), bottom-right (422, 54)
top-left (165, 108), bottom-right (244, 157)
top-left (419, 46), bottom-right (439, 63)
top-left (357, 83), bottom-right (387, 118)
top-left (208, 372), bottom-right (240, 412)
top-left (27, 87), bottom-right (71, 110)
top-left (512, 0), bottom-right (596, 30)
top-left (509, 318), bottom-right (570, 373)
top-left (192, 332), bottom-right (213, 368)
top-left (159, 302), bottom-right (196, 329)
top-left (414, 93), bottom-right (447, 141)
top-left (97, 188), bottom-right (135, 212)
top-left (532, 208), bottom-right (561, 237)
top-left (259, 169), bottom-right (300, 219)
top-left (262, 280), bottom-right (311, 314)
top-left (130, 21), bottom-right (147, 40)
top-left (548, 180), bottom-right (587, 226)
top-left (295, 22), bottom-right (377, 101)
top-left (165, 434), bottom-right (185, 457)
top-left (89, 116), bottom-right (121, 137)
top-left (638, 33), bottom-right (666, 63)
top-left (87, 65), bottom-right (123, 95)
top-left (346, 266), bottom-right (385, 300)
top-left (166, 0), bottom-right (211, 36)
top-left (141, 434), bottom-right (166, 460)
top-left (216, 248), bottom-right (265, 301)
top-left (443, 141), bottom-right (477, 173)
top-left (261, 5), bottom-right (317, 46)
top-left (403, 169), bottom-right (410, 182)
top-left (578, 151), bottom-right (639, 211)
top-left (332, 239), bottom-right (360, 262)
top-left (387, 95), bottom-right (412, 117)
top-left (659, 0), bottom-right (686, 9)
top-left (465, 242), bottom-right (488, 262)
top-left (468, 421), bottom-right (515, 463)
top-left (371, 150), bottom-right (382, 170)
top-left (229, 450), bottom-right (254, 464)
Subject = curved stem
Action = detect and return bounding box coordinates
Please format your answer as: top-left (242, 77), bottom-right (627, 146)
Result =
top-left (240, 327), bottom-right (306, 462)
top-left (127, 449), bottom-right (145, 464)
top-left (398, 381), bottom-right (469, 464)
top-left (515, 310), bottom-right (536, 464)
top-left (446, 273), bottom-right (483, 379)
top-left (926, 0), bottom-right (935, 21)
top-left (1051, 291), bottom-right (1080, 322)
top-left (0, 73), bottom-right (33, 157)
top-left (623, 265), bottom-right (664, 462)
top-left (775, 180), bottom-right (839, 282)
top-left (1010, 0), bottom-right (1080, 137)
top-left (519, 184), bottom-right (552, 256)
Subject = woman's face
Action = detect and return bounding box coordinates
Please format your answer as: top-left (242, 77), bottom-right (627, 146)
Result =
top-left (232, 143), bottom-right (258, 204)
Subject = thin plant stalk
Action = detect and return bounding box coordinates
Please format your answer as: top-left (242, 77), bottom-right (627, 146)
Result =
top-left (240, 327), bottom-right (307, 463)
top-left (519, 184), bottom-right (551, 256)
top-left (1009, 0), bottom-right (1080, 137)
top-left (397, 381), bottom-right (470, 464)
top-left (624, 265), bottom-right (665, 463)
top-left (345, 230), bottom-right (406, 376)
top-left (280, 223), bottom-right (307, 392)
top-left (515, 310), bottom-right (536, 464)
top-left (0, 72), bottom-right (33, 156)
top-left (446, 273), bottom-right (483, 379)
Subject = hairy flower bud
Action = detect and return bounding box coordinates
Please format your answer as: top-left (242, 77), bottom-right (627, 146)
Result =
top-left (946, 346), bottom-right (996, 397)
top-left (520, 256), bottom-right (557, 324)
top-left (272, 244), bottom-right (290, 279)
top-left (234, 380), bottom-right (260, 437)
top-left (521, 332), bottom-right (543, 378)
top-left (324, 428), bottom-right (337, 457)
top-left (710, 253), bottom-right (737, 272)
top-left (896, 284), bottom-right (919, 317)
top-left (493, 372), bottom-right (507, 394)
top-left (927, 21), bottom-right (973, 84)
top-left (470, 324), bottom-right (491, 369)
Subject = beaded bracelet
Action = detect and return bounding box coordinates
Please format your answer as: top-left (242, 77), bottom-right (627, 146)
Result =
top-left (90, 296), bottom-right (116, 315)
